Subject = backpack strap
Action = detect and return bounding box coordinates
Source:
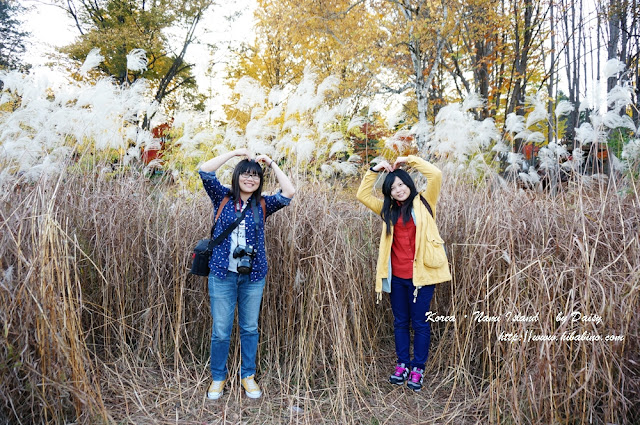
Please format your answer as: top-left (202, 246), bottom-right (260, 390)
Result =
top-left (259, 197), bottom-right (266, 221)
top-left (215, 195), bottom-right (266, 223)
top-left (214, 195), bottom-right (231, 224)
top-left (419, 195), bottom-right (434, 219)
top-left (211, 195), bottom-right (267, 238)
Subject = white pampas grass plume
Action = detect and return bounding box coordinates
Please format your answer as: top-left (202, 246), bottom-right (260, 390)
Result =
top-left (607, 85), bottom-right (633, 111)
top-left (79, 48), bottom-right (104, 76)
top-left (579, 99), bottom-right (590, 112)
top-left (526, 132), bottom-right (545, 143)
top-left (525, 92), bottom-right (548, 128)
top-left (384, 102), bottom-right (406, 129)
top-left (333, 160), bottom-right (358, 175)
top-left (385, 130), bottom-right (413, 151)
top-left (313, 105), bottom-right (338, 130)
top-left (555, 100), bottom-right (573, 117)
top-left (462, 92), bottom-right (484, 111)
top-left (294, 138), bottom-right (315, 162)
top-left (235, 77), bottom-right (266, 110)
top-left (320, 163), bottom-right (334, 176)
top-left (603, 59), bottom-right (626, 79)
top-left (602, 111), bottom-right (636, 132)
top-left (575, 122), bottom-right (605, 145)
top-left (268, 86), bottom-right (286, 105)
top-left (23, 156), bottom-right (63, 181)
top-left (348, 116), bottom-right (366, 131)
top-left (316, 75), bottom-right (340, 99)
top-left (562, 148), bottom-right (584, 172)
top-left (608, 152), bottom-right (624, 172)
top-left (247, 139), bottom-right (275, 156)
top-left (514, 129), bottom-right (530, 140)
top-left (492, 141), bottom-right (509, 153)
top-left (126, 48), bottom-right (148, 72)
top-left (246, 117), bottom-right (277, 141)
top-left (621, 139), bottom-right (640, 163)
top-left (538, 142), bottom-right (568, 170)
top-left (329, 140), bottom-right (346, 157)
top-left (505, 113), bottom-right (525, 134)
top-left (519, 167), bottom-right (540, 185)
top-left (477, 118), bottom-right (500, 146)
top-left (505, 152), bottom-right (523, 174)
top-left (410, 120), bottom-right (432, 141)
top-left (124, 147), bottom-right (141, 165)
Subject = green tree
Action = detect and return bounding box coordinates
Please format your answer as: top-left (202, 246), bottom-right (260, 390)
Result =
top-left (59, 0), bottom-right (213, 127)
top-left (0, 0), bottom-right (30, 72)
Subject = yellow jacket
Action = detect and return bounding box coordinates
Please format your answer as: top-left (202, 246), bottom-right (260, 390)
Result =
top-left (356, 155), bottom-right (452, 298)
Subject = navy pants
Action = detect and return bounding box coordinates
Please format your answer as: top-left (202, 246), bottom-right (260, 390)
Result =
top-left (390, 275), bottom-right (435, 371)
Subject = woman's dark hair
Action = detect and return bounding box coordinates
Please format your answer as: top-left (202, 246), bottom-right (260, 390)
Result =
top-left (381, 169), bottom-right (418, 235)
top-left (231, 159), bottom-right (264, 202)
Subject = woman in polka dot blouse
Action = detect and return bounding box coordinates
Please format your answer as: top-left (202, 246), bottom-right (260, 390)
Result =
top-left (199, 148), bottom-right (295, 400)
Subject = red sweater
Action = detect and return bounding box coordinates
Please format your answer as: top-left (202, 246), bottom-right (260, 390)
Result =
top-left (391, 215), bottom-right (416, 278)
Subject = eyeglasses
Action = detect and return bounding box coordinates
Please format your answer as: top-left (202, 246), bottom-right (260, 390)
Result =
top-left (240, 172), bottom-right (260, 181)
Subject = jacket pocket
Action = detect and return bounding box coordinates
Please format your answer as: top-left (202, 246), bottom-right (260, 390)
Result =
top-left (423, 237), bottom-right (447, 268)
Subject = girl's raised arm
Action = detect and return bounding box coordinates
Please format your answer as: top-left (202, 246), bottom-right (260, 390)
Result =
top-left (200, 148), bottom-right (252, 172)
top-left (255, 155), bottom-right (295, 199)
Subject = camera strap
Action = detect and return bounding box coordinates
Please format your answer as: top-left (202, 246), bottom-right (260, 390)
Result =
top-left (250, 197), bottom-right (262, 237)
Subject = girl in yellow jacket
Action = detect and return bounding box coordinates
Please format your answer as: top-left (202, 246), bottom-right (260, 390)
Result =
top-left (356, 155), bottom-right (451, 392)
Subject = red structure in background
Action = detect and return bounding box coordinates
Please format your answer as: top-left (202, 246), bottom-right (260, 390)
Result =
top-left (142, 122), bottom-right (172, 165)
top-left (522, 143), bottom-right (541, 161)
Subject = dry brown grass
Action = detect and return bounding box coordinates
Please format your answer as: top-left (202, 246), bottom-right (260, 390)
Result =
top-left (0, 168), bottom-right (638, 424)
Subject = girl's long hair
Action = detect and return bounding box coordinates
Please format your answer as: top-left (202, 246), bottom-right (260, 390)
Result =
top-left (381, 169), bottom-right (418, 235)
top-left (231, 159), bottom-right (264, 202)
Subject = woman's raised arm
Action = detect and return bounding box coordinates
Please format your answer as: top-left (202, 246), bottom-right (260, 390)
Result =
top-left (200, 148), bottom-right (253, 173)
top-left (255, 155), bottom-right (295, 199)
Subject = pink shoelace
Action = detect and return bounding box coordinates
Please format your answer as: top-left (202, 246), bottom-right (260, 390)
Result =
top-left (409, 370), bottom-right (422, 383)
top-left (394, 365), bottom-right (407, 376)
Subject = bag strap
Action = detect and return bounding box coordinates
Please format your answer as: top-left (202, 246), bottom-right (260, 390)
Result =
top-left (419, 195), bottom-right (434, 219)
top-left (214, 195), bottom-right (266, 226)
top-left (207, 203), bottom-right (249, 251)
top-left (206, 194), bottom-right (267, 249)
top-left (214, 195), bottom-right (231, 224)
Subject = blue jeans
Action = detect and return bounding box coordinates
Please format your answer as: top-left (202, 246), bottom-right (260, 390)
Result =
top-left (208, 271), bottom-right (266, 380)
top-left (390, 276), bottom-right (435, 371)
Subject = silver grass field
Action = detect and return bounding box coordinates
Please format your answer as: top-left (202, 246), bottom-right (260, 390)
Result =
top-left (0, 168), bottom-right (638, 424)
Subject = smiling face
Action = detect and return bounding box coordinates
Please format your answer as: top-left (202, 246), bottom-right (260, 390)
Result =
top-left (239, 171), bottom-right (261, 195)
top-left (390, 177), bottom-right (410, 202)
top-left (232, 159), bottom-right (264, 201)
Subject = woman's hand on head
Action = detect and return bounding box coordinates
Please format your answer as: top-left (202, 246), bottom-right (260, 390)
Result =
top-left (255, 154), bottom-right (273, 166)
top-left (233, 148), bottom-right (253, 159)
top-left (372, 161), bottom-right (393, 173)
top-left (393, 156), bottom-right (408, 170)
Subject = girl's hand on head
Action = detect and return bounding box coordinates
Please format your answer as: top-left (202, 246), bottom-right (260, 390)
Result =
top-left (393, 156), bottom-right (408, 170)
top-left (372, 161), bottom-right (393, 173)
top-left (255, 154), bottom-right (273, 166)
top-left (234, 148), bottom-right (253, 159)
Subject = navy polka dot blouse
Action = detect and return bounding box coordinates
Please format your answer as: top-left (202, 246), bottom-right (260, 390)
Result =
top-left (199, 169), bottom-right (292, 282)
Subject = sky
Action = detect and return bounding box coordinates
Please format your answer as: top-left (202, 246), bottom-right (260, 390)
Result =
top-left (20, 0), bottom-right (257, 120)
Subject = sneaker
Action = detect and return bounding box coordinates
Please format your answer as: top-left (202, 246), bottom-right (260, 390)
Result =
top-left (241, 375), bottom-right (262, 399)
top-left (407, 367), bottom-right (424, 391)
top-left (207, 380), bottom-right (225, 400)
top-left (389, 363), bottom-right (409, 385)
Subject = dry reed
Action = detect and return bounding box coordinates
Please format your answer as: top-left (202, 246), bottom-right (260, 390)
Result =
top-left (0, 167), bottom-right (638, 424)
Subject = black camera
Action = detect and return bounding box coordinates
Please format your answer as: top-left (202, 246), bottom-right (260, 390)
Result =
top-left (233, 245), bottom-right (255, 274)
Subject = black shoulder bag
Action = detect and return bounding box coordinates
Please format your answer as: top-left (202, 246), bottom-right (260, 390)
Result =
top-left (189, 196), bottom-right (248, 276)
